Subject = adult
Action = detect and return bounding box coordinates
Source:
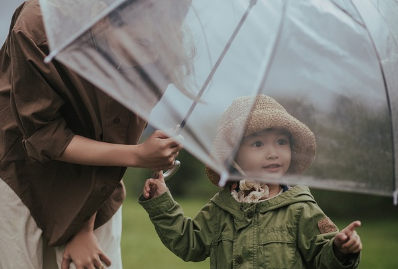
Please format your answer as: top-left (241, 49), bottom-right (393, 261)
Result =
top-left (0, 0), bottom-right (192, 268)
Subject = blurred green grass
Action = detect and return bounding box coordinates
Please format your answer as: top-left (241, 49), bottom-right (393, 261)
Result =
top-left (121, 125), bottom-right (398, 268)
top-left (121, 195), bottom-right (398, 269)
top-left (121, 197), bottom-right (210, 269)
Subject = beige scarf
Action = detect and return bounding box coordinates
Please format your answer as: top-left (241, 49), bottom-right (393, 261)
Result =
top-left (230, 161), bottom-right (285, 203)
top-left (231, 179), bottom-right (270, 203)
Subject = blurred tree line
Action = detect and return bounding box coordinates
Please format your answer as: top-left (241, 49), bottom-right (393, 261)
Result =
top-left (124, 94), bottom-right (398, 220)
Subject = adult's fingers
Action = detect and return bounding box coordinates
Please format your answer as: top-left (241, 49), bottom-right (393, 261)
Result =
top-left (153, 129), bottom-right (170, 139)
top-left (170, 134), bottom-right (184, 146)
top-left (61, 256), bottom-right (71, 269)
top-left (97, 253), bottom-right (111, 268)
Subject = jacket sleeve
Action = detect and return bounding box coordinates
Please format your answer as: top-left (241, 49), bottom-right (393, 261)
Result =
top-left (8, 17), bottom-right (75, 162)
top-left (138, 191), bottom-right (214, 262)
top-left (297, 202), bottom-right (361, 269)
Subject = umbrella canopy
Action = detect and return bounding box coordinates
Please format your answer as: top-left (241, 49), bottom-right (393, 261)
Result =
top-left (39, 0), bottom-right (398, 204)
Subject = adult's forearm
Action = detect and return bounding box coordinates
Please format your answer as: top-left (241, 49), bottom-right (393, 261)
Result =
top-left (55, 135), bottom-right (140, 167)
top-left (56, 131), bottom-right (181, 171)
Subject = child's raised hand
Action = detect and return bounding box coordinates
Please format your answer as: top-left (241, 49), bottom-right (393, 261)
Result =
top-left (333, 221), bottom-right (362, 260)
top-left (143, 171), bottom-right (169, 199)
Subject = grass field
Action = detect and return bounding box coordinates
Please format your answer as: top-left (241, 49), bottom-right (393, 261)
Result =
top-left (121, 197), bottom-right (398, 269)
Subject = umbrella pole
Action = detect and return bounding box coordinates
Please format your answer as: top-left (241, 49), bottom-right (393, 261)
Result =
top-left (218, 0), bottom-right (289, 187)
top-left (157, 0), bottom-right (259, 182)
top-left (178, 0), bottom-right (259, 132)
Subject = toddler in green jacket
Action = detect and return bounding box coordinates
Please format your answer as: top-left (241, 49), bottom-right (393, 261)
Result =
top-left (139, 94), bottom-right (362, 268)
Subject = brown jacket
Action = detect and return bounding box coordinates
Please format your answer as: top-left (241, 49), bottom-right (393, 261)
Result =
top-left (0, 0), bottom-right (157, 246)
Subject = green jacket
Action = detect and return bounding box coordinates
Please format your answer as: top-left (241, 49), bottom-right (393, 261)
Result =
top-left (139, 186), bottom-right (360, 268)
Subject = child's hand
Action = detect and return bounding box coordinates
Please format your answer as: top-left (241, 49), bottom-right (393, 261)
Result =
top-left (333, 221), bottom-right (362, 261)
top-left (143, 171), bottom-right (169, 199)
top-left (61, 229), bottom-right (111, 269)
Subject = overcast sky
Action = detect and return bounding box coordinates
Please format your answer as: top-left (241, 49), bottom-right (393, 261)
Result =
top-left (0, 0), bottom-right (25, 45)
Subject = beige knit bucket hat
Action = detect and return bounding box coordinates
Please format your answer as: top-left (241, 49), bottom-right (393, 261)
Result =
top-left (205, 94), bottom-right (316, 186)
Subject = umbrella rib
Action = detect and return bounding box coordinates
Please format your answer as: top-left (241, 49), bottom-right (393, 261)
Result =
top-left (178, 0), bottom-right (259, 132)
top-left (328, 0), bottom-right (365, 27)
top-left (350, 0), bottom-right (398, 203)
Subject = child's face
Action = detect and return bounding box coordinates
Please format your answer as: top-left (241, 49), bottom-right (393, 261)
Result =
top-left (235, 129), bottom-right (292, 179)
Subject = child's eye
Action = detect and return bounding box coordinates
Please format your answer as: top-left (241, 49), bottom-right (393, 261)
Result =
top-left (252, 141), bottom-right (263, 147)
top-left (277, 139), bottom-right (289, 145)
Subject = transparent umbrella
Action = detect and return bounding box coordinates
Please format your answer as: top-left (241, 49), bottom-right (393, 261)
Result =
top-left (39, 0), bottom-right (398, 204)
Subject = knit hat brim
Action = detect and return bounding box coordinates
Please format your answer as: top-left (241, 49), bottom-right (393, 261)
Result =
top-left (205, 95), bottom-right (316, 186)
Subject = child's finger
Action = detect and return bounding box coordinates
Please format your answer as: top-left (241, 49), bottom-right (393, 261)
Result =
top-left (143, 180), bottom-right (151, 194)
top-left (344, 242), bottom-right (362, 253)
top-left (345, 221), bottom-right (361, 232)
top-left (157, 171), bottom-right (165, 183)
top-left (342, 221), bottom-right (361, 237)
top-left (342, 231), bottom-right (362, 252)
top-left (350, 241), bottom-right (362, 253)
top-left (334, 221), bottom-right (361, 248)
top-left (144, 189), bottom-right (151, 199)
top-left (333, 232), bottom-right (348, 247)
top-left (143, 179), bottom-right (154, 198)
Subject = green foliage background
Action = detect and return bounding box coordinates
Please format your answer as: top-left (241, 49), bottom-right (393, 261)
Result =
top-left (121, 198), bottom-right (398, 268)
top-left (121, 94), bottom-right (398, 267)
top-left (122, 150), bottom-right (398, 268)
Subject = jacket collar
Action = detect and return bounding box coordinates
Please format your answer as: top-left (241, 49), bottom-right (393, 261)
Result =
top-left (211, 185), bottom-right (316, 230)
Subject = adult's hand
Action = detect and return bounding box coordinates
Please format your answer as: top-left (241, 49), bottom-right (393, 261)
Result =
top-left (56, 129), bottom-right (183, 171)
top-left (135, 129), bottom-right (184, 171)
top-left (61, 214), bottom-right (111, 269)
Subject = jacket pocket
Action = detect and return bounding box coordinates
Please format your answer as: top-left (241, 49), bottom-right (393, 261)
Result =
top-left (258, 225), bottom-right (298, 268)
top-left (210, 237), bottom-right (233, 269)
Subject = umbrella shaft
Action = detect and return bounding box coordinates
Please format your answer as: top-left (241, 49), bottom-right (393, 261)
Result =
top-left (179, 0), bottom-right (258, 130)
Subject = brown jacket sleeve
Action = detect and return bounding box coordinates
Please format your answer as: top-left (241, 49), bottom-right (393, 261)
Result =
top-left (8, 2), bottom-right (74, 162)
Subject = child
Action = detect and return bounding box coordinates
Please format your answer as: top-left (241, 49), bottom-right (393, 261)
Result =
top-left (139, 94), bottom-right (362, 268)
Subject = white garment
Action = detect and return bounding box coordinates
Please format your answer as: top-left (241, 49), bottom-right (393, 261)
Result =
top-left (0, 177), bottom-right (123, 269)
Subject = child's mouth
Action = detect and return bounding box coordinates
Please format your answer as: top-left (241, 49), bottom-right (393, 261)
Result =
top-left (264, 163), bottom-right (281, 168)
top-left (263, 163), bottom-right (282, 171)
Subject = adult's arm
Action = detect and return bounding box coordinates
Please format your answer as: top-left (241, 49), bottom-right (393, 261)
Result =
top-left (8, 10), bottom-right (181, 171)
top-left (56, 131), bottom-right (181, 170)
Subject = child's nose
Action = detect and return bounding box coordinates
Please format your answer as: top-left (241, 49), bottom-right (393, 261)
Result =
top-left (266, 154), bottom-right (278, 160)
top-left (266, 146), bottom-right (278, 159)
